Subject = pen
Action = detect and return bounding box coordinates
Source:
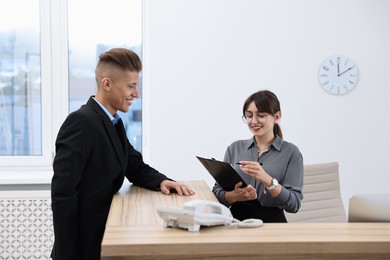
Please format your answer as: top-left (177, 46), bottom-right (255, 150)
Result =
top-left (236, 162), bottom-right (263, 166)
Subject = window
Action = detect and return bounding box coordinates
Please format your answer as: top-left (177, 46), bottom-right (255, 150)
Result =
top-left (0, 0), bottom-right (41, 156)
top-left (68, 0), bottom-right (143, 152)
top-left (0, 0), bottom-right (143, 176)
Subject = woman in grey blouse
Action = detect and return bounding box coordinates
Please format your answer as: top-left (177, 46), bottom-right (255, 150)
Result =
top-left (212, 90), bottom-right (303, 222)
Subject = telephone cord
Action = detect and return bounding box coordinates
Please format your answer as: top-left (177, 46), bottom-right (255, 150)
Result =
top-left (229, 218), bottom-right (263, 228)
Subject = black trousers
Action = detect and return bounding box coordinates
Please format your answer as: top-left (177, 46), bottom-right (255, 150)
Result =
top-left (230, 200), bottom-right (287, 223)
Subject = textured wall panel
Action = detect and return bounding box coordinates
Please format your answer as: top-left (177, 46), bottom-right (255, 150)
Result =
top-left (0, 199), bottom-right (53, 260)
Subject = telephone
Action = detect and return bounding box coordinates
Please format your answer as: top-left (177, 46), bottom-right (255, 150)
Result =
top-left (157, 200), bottom-right (263, 232)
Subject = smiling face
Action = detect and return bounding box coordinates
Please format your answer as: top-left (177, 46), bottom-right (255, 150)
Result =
top-left (102, 70), bottom-right (140, 115)
top-left (94, 48), bottom-right (143, 116)
top-left (245, 101), bottom-right (279, 140)
top-left (242, 90), bottom-right (283, 140)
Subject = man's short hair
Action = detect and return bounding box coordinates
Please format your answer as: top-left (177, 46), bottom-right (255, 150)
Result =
top-left (98, 48), bottom-right (142, 72)
top-left (95, 48), bottom-right (142, 84)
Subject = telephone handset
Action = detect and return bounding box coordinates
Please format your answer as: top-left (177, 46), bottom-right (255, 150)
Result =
top-left (157, 200), bottom-right (263, 232)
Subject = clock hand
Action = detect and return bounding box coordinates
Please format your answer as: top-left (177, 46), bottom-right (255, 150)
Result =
top-left (337, 58), bottom-right (340, 74)
top-left (338, 66), bottom-right (353, 77)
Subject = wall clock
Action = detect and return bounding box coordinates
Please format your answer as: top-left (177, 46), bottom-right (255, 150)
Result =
top-left (318, 55), bottom-right (359, 95)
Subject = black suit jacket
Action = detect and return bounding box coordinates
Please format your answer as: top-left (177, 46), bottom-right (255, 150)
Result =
top-left (51, 97), bottom-right (170, 260)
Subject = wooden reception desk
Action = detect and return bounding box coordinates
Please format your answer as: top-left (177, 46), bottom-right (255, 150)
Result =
top-left (102, 180), bottom-right (390, 259)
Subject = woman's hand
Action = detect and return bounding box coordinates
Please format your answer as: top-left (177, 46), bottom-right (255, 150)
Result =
top-left (225, 182), bottom-right (257, 204)
top-left (238, 161), bottom-right (267, 182)
top-left (239, 161), bottom-right (282, 197)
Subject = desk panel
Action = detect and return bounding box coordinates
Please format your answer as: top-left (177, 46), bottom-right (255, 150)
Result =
top-left (102, 223), bottom-right (390, 259)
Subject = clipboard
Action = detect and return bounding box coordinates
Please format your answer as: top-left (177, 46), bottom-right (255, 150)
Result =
top-left (196, 156), bottom-right (262, 215)
top-left (196, 156), bottom-right (248, 191)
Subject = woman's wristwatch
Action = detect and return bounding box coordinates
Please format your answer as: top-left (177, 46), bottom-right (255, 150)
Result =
top-left (266, 178), bottom-right (279, 190)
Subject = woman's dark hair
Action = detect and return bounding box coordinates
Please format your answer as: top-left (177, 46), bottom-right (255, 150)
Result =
top-left (242, 90), bottom-right (283, 139)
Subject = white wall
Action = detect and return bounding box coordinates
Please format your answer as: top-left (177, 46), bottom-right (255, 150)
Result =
top-left (143, 0), bottom-right (390, 209)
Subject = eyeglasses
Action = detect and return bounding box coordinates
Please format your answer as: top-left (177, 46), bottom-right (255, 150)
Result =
top-left (242, 113), bottom-right (269, 124)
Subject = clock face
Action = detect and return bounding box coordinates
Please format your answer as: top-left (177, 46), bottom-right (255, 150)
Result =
top-left (318, 56), bottom-right (359, 95)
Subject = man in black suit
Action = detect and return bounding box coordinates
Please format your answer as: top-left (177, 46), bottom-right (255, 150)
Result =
top-left (51, 48), bottom-right (194, 260)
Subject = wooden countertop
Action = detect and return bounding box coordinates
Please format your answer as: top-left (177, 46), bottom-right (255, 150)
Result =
top-left (106, 180), bottom-right (218, 226)
top-left (102, 180), bottom-right (390, 259)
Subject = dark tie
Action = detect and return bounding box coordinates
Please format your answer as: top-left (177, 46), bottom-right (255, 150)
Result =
top-left (112, 116), bottom-right (120, 125)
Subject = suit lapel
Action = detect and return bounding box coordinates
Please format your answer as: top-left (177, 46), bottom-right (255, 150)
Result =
top-left (87, 97), bottom-right (127, 170)
top-left (115, 119), bottom-right (127, 153)
top-left (103, 118), bottom-right (126, 162)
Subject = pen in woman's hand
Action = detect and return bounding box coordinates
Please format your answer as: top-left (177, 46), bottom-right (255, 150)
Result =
top-left (236, 162), bottom-right (263, 166)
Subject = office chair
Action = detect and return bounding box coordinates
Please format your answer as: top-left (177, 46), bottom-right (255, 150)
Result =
top-left (348, 194), bottom-right (390, 222)
top-left (285, 162), bottom-right (347, 223)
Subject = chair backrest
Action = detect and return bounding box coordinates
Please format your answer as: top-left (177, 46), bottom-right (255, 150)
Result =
top-left (348, 194), bottom-right (390, 222)
top-left (285, 162), bottom-right (347, 223)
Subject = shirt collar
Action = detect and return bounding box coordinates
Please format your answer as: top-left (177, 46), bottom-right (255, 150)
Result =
top-left (246, 135), bottom-right (283, 151)
top-left (92, 97), bottom-right (119, 125)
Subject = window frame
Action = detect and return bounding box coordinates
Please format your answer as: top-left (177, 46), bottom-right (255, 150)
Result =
top-left (0, 0), bottom-right (68, 182)
top-left (0, 0), bottom-right (146, 184)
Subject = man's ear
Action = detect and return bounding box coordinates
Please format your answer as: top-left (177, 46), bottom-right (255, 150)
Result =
top-left (101, 77), bottom-right (111, 91)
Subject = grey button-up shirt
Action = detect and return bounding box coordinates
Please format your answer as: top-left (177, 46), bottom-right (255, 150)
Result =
top-left (212, 135), bottom-right (304, 213)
